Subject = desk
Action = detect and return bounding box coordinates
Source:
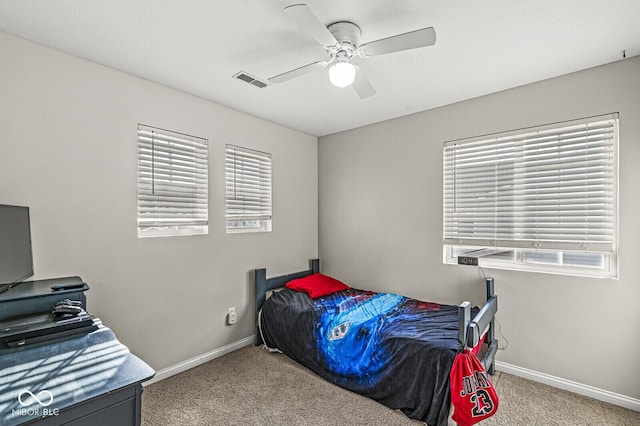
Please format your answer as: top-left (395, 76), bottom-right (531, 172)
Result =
top-left (0, 320), bottom-right (154, 425)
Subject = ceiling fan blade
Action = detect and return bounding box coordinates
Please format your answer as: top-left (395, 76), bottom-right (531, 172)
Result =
top-left (268, 61), bottom-right (326, 84)
top-left (359, 27), bottom-right (436, 57)
top-left (283, 4), bottom-right (338, 47)
top-left (352, 66), bottom-right (376, 99)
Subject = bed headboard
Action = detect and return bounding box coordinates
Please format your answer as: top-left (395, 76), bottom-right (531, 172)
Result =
top-left (254, 259), bottom-right (319, 345)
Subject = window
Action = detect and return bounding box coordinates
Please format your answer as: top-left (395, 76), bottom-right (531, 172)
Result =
top-left (225, 144), bottom-right (272, 233)
top-left (137, 124), bottom-right (208, 237)
top-left (443, 113), bottom-right (618, 278)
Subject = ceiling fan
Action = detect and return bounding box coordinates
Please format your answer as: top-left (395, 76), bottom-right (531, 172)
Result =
top-left (268, 3), bottom-right (437, 99)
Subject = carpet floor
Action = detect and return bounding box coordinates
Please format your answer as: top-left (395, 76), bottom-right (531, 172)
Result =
top-left (142, 345), bottom-right (640, 425)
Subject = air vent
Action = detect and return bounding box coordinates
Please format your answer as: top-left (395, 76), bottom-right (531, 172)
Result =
top-left (233, 72), bottom-right (268, 89)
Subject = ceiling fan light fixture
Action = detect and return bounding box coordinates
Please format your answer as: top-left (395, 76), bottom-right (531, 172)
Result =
top-left (328, 62), bottom-right (356, 88)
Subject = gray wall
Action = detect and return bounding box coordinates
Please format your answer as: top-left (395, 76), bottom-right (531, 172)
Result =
top-left (0, 32), bottom-right (318, 371)
top-left (319, 56), bottom-right (640, 399)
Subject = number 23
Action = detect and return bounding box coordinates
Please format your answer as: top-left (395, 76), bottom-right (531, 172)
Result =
top-left (470, 389), bottom-right (494, 416)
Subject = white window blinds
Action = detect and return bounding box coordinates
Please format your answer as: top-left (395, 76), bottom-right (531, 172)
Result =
top-left (225, 144), bottom-right (272, 227)
top-left (443, 114), bottom-right (618, 254)
top-left (137, 124), bottom-right (208, 235)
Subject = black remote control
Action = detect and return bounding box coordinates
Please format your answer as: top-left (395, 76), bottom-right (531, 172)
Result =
top-left (56, 299), bottom-right (83, 307)
top-left (52, 306), bottom-right (83, 316)
top-left (51, 282), bottom-right (87, 291)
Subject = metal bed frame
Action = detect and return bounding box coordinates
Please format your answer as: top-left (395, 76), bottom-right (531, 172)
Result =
top-left (254, 258), bottom-right (498, 374)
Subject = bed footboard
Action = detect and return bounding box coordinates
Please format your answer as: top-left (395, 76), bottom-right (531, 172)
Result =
top-left (458, 278), bottom-right (498, 374)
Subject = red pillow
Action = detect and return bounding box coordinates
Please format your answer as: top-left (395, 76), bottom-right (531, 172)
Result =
top-left (285, 273), bottom-right (350, 298)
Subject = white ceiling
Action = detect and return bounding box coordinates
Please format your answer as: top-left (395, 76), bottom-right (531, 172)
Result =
top-left (1, 1), bottom-right (639, 136)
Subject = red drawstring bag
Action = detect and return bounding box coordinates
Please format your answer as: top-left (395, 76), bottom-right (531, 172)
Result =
top-left (450, 349), bottom-right (498, 425)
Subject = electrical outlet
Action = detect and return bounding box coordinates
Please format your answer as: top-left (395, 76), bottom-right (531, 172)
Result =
top-left (227, 307), bottom-right (237, 325)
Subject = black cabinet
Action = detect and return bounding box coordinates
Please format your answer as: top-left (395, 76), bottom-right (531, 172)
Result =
top-left (0, 278), bottom-right (154, 426)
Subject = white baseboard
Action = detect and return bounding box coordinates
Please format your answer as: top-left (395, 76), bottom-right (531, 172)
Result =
top-left (144, 335), bottom-right (255, 386)
top-left (495, 361), bottom-right (640, 412)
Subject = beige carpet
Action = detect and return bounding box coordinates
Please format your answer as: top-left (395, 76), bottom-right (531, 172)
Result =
top-left (142, 345), bottom-right (640, 425)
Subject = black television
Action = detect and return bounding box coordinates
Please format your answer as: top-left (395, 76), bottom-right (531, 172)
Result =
top-left (0, 204), bottom-right (34, 292)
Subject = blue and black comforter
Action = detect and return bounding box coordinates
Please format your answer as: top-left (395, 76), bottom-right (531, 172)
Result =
top-left (260, 288), bottom-right (475, 426)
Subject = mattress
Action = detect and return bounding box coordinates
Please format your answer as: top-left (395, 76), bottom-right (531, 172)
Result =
top-left (260, 287), bottom-right (479, 426)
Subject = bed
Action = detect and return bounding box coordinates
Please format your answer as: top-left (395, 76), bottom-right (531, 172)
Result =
top-left (254, 259), bottom-right (498, 426)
